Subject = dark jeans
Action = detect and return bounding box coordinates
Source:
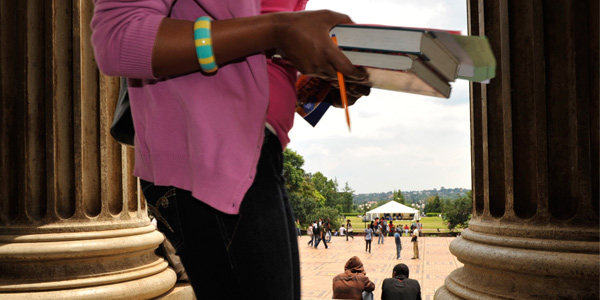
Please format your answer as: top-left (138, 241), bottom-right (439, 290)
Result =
top-left (142, 130), bottom-right (300, 299)
top-left (314, 233), bottom-right (328, 248)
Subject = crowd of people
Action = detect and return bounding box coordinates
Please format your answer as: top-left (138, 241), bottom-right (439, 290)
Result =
top-left (304, 217), bottom-right (423, 260)
top-left (301, 217), bottom-right (427, 299)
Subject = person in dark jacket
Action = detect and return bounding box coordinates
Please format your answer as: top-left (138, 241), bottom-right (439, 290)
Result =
top-left (381, 263), bottom-right (421, 300)
top-left (332, 256), bottom-right (375, 300)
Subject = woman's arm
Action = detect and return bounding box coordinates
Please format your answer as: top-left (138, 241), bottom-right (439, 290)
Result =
top-left (152, 10), bottom-right (367, 80)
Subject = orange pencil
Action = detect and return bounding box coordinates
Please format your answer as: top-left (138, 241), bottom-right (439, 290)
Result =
top-left (331, 34), bottom-right (351, 131)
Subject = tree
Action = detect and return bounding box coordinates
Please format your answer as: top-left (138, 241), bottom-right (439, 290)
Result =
top-left (283, 149), bottom-right (306, 193)
top-left (393, 189), bottom-right (406, 204)
top-left (444, 191), bottom-right (473, 230)
top-left (425, 195), bottom-right (442, 213)
top-left (288, 177), bottom-right (325, 226)
top-left (310, 172), bottom-right (340, 208)
top-left (308, 206), bottom-right (341, 232)
top-left (339, 182), bottom-right (354, 213)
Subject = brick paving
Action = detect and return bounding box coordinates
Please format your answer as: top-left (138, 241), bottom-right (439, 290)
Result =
top-left (298, 235), bottom-right (462, 300)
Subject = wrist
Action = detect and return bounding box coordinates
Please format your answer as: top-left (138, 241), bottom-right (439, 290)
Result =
top-left (267, 12), bottom-right (293, 51)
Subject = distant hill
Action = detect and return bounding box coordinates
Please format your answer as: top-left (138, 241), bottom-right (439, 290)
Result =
top-left (354, 187), bottom-right (469, 205)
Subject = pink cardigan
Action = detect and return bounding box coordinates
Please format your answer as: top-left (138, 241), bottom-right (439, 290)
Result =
top-left (91, 0), bottom-right (267, 214)
top-left (263, 0), bottom-right (309, 149)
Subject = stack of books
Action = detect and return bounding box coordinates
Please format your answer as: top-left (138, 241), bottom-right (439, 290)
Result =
top-left (295, 24), bottom-right (496, 127)
top-left (330, 24), bottom-right (496, 98)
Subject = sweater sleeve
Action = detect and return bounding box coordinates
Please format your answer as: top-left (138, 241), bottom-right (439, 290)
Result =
top-left (362, 275), bottom-right (376, 292)
top-left (91, 0), bottom-right (173, 78)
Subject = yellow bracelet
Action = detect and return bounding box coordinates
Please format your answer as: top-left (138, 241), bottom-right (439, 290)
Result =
top-left (194, 16), bottom-right (218, 73)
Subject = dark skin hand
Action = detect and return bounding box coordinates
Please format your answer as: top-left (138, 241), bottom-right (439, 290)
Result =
top-left (151, 10), bottom-right (367, 82)
top-left (326, 82), bottom-right (371, 108)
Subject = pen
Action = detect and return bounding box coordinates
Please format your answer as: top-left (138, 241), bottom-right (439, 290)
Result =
top-left (331, 34), bottom-right (351, 131)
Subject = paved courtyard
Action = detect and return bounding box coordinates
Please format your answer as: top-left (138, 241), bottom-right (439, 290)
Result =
top-left (298, 235), bottom-right (462, 300)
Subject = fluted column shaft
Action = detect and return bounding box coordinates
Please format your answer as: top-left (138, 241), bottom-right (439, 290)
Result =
top-left (0, 1), bottom-right (175, 299)
top-left (436, 0), bottom-right (598, 299)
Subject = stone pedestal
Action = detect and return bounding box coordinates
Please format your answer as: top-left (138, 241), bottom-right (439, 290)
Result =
top-left (0, 1), bottom-right (176, 298)
top-left (436, 0), bottom-right (599, 299)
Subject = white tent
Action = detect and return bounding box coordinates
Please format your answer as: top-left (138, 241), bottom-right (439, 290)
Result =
top-left (364, 201), bottom-right (419, 221)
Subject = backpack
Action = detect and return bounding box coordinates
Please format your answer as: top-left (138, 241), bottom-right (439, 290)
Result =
top-left (110, 77), bottom-right (135, 146)
top-left (313, 225), bottom-right (320, 235)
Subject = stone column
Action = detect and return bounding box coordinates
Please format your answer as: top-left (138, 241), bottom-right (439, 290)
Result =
top-left (435, 1), bottom-right (599, 299)
top-left (0, 1), bottom-right (176, 299)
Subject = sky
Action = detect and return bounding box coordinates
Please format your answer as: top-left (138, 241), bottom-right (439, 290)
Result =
top-left (287, 0), bottom-right (471, 194)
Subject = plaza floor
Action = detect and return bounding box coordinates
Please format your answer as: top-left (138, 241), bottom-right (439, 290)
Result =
top-left (298, 235), bottom-right (463, 300)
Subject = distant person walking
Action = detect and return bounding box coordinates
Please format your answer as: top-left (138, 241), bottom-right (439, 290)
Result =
top-left (312, 220), bottom-right (320, 248)
top-left (315, 220), bottom-right (328, 249)
top-left (365, 225), bottom-right (373, 253)
top-left (416, 220), bottom-right (423, 237)
top-left (307, 222), bottom-right (315, 246)
top-left (411, 227), bottom-right (419, 259)
top-left (295, 219), bottom-right (301, 236)
top-left (377, 222), bottom-right (385, 244)
top-left (325, 218), bottom-right (332, 243)
top-left (346, 220), bottom-right (354, 241)
top-left (394, 230), bottom-right (402, 259)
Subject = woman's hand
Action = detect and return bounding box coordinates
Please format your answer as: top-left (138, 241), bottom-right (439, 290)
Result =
top-left (326, 81), bottom-right (371, 108)
top-left (273, 10), bottom-right (368, 81)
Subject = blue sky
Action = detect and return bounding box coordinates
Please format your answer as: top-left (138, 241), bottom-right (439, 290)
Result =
top-left (287, 0), bottom-right (471, 194)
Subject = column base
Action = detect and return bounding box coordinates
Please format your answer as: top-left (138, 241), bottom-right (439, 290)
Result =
top-left (0, 225), bottom-right (177, 299)
top-left (435, 226), bottom-right (599, 300)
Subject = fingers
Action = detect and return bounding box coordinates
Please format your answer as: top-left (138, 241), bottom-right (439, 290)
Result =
top-left (326, 82), bottom-right (371, 108)
top-left (327, 46), bottom-right (368, 81)
top-left (275, 10), bottom-right (366, 79)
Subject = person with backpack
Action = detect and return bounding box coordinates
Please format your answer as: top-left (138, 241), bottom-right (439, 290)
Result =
top-left (307, 221), bottom-right (315, 246)
top-left (325, 218), bottom-right (332, 243)
top-left (91, 0), bottom-right (368, 298)
top-left (314, 219), bottom-right (328, 249)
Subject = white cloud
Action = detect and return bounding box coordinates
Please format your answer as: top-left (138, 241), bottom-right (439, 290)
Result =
top-left (289, 0), bottom-right (471, 193)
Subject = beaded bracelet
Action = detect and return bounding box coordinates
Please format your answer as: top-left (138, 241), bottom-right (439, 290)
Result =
top-left (194, 16), bottom-right (218, 73)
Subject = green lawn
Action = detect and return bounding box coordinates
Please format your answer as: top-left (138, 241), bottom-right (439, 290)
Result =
top-left (340, 216), bottom-right (458, 233)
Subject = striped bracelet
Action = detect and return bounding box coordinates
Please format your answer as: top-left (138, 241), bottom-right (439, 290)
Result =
top-left (194, 16), bottom-right (218, 73)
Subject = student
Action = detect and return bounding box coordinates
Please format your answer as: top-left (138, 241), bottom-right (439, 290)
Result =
top-left (332, 256), bottom-right (375, 300)
top-left (365, 225), bottom-right (374, 253)
top-left (295, 219), bottom-right (301, 236)
top-left (90, 1), bottom-right (367, 298)
top-left (416, 220), bottom-right (423, 237)
top-left (313, 220), bottom-right (321, 248)
top-left (411, 227), bottom-right (420, 259)
top-left (315, 218), bottom-right (329, 249)
top-left (381, 264), bottom-right (422, 300)
top-left (377, 222), bottom-right (385, 244)
top-left (394, 229), bottom-right (402, 259)
top-left (307, 222), bottom-right (315, 246)
top-left (346, 219), bottom-right (354, 241)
